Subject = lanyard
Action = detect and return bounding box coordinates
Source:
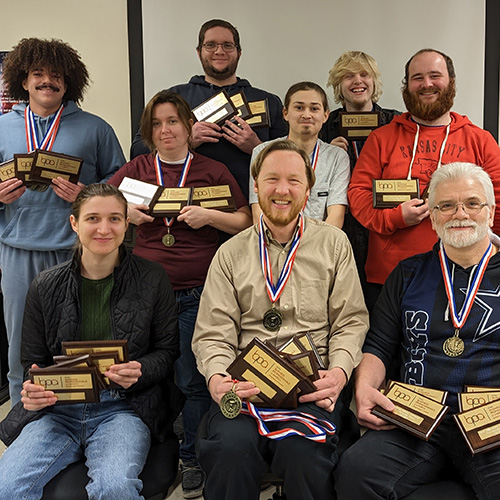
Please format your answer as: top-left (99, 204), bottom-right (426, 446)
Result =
top-left (154, 152), bottom-right (192, 228)
top-left (258, 213), bottom-right (303, 304)
top-left (439, 240), bottom-right (493, 330)
top-left (24, 104), bottom-right (64, 152)
top-left (302, 140), bottom-right (319, 210)
top-left (241, 401), bottom-right (336, 442)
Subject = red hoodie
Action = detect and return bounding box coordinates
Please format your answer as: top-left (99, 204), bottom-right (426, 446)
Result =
top-left (348, 112), bottom-right (500, 285)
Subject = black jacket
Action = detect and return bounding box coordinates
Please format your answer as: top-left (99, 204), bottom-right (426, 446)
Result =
top-left (0, 248), bottom-right (184, 446)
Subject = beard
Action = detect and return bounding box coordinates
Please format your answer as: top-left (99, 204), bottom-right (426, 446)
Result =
top-left (403, 79), bottom-right (456, 121)
top-left (435, 217), bottom-right (490, 249)
top-left (200, 54), bottom-right (239, 82)
top-left (258, 193), bottom-right (304, 228)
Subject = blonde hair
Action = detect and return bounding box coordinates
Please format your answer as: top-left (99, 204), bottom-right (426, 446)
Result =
top-left (326, 51), bottom-right (382, 105)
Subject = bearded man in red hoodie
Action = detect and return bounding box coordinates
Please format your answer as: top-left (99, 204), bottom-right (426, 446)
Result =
top-left (348, 48), bottom-right (500, 310)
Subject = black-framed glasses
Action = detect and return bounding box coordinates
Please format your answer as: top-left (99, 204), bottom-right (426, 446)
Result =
top-left (202, 42), bottom-right (238, 52)
top-left (432, 201), bottom-right (488, 215)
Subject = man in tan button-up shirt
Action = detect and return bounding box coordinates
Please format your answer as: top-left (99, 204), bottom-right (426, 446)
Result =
top-left (192, 139), bottom-right (368, 500)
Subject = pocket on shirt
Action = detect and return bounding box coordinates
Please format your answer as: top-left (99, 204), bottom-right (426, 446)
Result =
top-left (300, 280), bottom-right (329, 322)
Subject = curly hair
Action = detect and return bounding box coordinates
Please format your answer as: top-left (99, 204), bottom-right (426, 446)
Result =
top-left (2, 38), bottom-right (90, 103)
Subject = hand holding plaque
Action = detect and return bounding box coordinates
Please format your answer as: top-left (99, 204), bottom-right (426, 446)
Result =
top-left (118, 177), bottom-right (163, 213)
top-left (191, 185), bottom-right (236, 212)
top-left (339, 111), bottom-right (380, 140)
top-left (29, 149), bottom-right (83, 185)
top-left (371, 381), bottom-right (449, 441)
top-left (192, 90), bottom-right (238, 127)
top-left (373, 179), bottom-right (420, 208)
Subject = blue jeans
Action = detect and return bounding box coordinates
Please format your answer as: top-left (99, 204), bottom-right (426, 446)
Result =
top-left (0, 243), bottom-right (71, 404)
top-left (0, 390), bottom-right (151, 500)
top-left (174, 285), bottom-right (211, 463)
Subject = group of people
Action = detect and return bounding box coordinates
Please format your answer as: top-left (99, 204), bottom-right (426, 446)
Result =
top-left (0, 16), bottom-right (499, 500)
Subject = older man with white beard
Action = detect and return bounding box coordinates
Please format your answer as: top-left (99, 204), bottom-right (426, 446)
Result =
top-left (347, 48), bottom-right (500, 310)
top-left (335, 162), bottom-right (500, 500)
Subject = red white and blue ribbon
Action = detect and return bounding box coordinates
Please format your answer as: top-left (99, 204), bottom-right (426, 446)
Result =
top-left (301, 141), bottom-right (319, 210)
top-left (154, 152), bottom-right (192, 228)
top-left (352, 140), bottom-right (362, 160)
top-left (241, 401), bottom-right (336, 442)
top-left (24, 104), bottom-right (64, 153)
top-left (439, 240), bottom-right (493, 329)
top-left (258, 212), bottom-right (304, 304)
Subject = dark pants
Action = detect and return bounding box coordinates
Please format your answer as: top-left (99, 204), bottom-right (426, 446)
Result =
top-left (174, 285), bottom-right (211, 463)
top-left (335, 417), bottom-right (500, 499)
top-left (198, 400), bottom-right (343, 500)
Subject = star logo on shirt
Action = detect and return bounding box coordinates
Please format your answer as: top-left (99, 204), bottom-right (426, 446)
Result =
top-left (460, 285), bottom-right (500, 342)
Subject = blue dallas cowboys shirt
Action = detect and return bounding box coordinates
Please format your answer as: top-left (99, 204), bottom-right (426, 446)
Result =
top-left (364, 241), bottom-right (500, 412)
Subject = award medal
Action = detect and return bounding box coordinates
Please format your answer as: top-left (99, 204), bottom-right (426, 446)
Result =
top-left (161, 231), bottom-right (175, 247)
top-left (154, 152), bottom-right (192, 248)
top-left (220, 381), bottom-right (242, 419)
top-left (439, 241), bottom-right (493, 357)
top-left (24, 105), bottom-right (64, 191)
top-left (258, 212), bottom-right (304, 332)
top-left (263, 307), bottom-right (283, 332)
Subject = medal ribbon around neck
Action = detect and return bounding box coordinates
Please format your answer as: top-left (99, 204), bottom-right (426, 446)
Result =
top-left (24, 104), bottom-right (64, 153)
top-left (241, 401), bottom-right (336, 442)
top-left (154, 152), bottom-right (192, 229)
top-left (301, 140), bottom-right (319, 210)
top-left (439, 240), bottom-right (493, 330)
top-left (258, 212), bottom-right (304, 304)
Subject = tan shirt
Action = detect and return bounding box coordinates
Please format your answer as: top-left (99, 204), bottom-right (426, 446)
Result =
top-left (192, 217), bottom-right (369, 384)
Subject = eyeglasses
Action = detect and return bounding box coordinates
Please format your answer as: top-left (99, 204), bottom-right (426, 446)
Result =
top-left (202, 42), bottom-right (238, 52)
top-left (432, 201), bottom-right (488, 215)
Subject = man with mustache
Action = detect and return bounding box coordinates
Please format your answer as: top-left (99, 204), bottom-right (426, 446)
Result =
top-left (336, 162), bottom-right (500, 499)
top-left (131, 19), bottom-right (287, 200)
top-left (348, 49), bottom-right (500, 310)
top-left (192, 140), bottom-right (368, 500)
top-left (0, 38), bottom-right (125, 404)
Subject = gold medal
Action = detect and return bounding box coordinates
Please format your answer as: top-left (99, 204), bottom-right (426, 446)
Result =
top-left (220, 384), bottom-right (242, 419)
top-left (263, 307), bottom-right (282, 332)
top-left (443, 330), bottom-right (464, 357)
top-left (162, 232), bottom-right (175, 247)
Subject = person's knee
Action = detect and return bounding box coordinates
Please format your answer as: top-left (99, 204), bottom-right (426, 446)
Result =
top-left (88, 477), bottom-right (143, 500)
top-left (334, 442), bottom-right (371, 498)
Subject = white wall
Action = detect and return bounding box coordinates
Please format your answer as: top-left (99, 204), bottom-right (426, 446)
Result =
top-left (0, 0), bottom-right (131, 158)
top-left (143, 0), bottom-right (485, 127)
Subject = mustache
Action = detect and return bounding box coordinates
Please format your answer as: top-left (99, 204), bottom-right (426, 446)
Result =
top-left (35, 84), bottom-right (60, 92)
top-left (444, 220), bottom-right (478, 229)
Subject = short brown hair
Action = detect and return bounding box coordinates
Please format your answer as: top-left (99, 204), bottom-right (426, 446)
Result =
top-left (196, 19), bottom-right (241, 51)
top-left (251, 140), bottom-right (315, 190)
top-left (140, 90), bottom-right (194, 153)
top-left (2, 37), bottom-right (89, 103)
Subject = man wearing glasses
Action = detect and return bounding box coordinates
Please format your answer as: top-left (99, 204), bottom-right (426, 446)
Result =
top-left (347, 49), bottom-right (500, 310)
top-left (131, 19), bottom-right (287, 200)
top-left (336, 162), bottom-right (500, 499)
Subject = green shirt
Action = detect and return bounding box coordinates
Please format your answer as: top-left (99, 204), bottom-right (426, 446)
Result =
top-left (81, 274), bottom-right (114, 341)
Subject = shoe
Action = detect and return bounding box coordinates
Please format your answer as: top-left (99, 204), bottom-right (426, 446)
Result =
top-left (181, 461), bottom-right (205, 499)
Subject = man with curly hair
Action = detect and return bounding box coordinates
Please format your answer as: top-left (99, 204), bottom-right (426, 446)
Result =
top-left (0, 38), bottom-right (125, 404)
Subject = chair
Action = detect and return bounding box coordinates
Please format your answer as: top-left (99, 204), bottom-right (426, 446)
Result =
top-left (41, 433), bottom-right (179, 500)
